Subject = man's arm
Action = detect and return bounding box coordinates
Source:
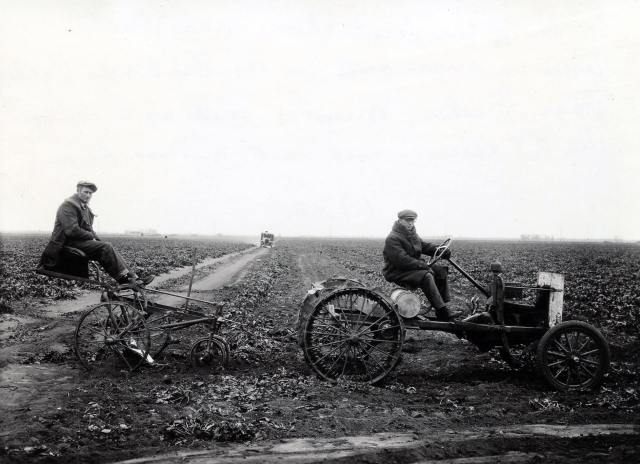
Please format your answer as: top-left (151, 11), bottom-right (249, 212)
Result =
top-left (385, 235), bottom-right (432, 272)
top-left (422, 241), bottom-right (451, 259)
top-left (58, 203), bottom-right (95, 240)
top-left (421, 242), bottom-right (438, 257)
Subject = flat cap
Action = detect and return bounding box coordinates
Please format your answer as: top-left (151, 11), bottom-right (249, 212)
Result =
top-left (77, 181), bottom-right (98, 192)
top-left (398, 209), bottom-right (417, 219)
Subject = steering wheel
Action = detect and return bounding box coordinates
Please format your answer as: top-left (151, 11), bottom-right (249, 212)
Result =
top-left (427, 238), bottom-right (452, 266)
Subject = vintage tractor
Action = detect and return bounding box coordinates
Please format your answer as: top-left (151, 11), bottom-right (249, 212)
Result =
top-left (297, 239), bottom-right (610, 391)
top-left (260, 231), bottom-right (274, 248)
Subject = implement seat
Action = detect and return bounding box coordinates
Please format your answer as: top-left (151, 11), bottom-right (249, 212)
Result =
top-left (55, 246), bottom-right (92, 278)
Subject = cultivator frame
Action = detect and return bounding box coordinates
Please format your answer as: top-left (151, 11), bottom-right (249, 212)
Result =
top-left (298, 239), bottom-right (610, 392)
top-left (35, 246), bottom-right (230, 373)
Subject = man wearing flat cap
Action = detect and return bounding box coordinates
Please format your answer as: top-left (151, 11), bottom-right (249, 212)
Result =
top-left (38, 181), bottom-right (154, 286)
top-left (382, 209), bottom-right (462, 321)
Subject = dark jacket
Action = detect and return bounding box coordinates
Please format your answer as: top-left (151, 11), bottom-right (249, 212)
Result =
top-left (382, 221), bottom-right (438, 288)
top-left (38, 194), bottom-right (96, 268)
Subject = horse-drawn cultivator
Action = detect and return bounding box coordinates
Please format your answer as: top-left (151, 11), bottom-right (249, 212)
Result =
top-left (298, 239), bottom-right (610, 391)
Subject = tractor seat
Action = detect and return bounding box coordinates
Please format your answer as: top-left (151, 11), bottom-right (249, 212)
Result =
top-left (396, 283), bottom-right (419, 292)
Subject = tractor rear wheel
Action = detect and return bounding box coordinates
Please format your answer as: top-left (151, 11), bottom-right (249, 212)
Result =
top-left (303, 287), bottom-right (404, 384)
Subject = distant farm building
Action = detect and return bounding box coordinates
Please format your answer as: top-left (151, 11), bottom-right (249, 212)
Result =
top-left (125, 228), bottom-right (159, 236)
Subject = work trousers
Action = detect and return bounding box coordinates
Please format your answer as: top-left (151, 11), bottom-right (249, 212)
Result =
top-left (65, 239), bottom-right (130, 280)
top-left (420, 268), bottom-right (451, 310)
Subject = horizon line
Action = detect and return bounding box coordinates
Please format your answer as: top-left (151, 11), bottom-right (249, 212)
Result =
top-left (1, 230), bottom-right (638, 243)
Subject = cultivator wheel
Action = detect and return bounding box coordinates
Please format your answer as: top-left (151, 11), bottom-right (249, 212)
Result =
top-left (537, 321), bottom-right (610, 391)
top-left (303, 287), bottom-right (404, 384)
top-left (74, 302), bottom-right (151, 372)
top-left (189, 336), bottom-right (229, 373)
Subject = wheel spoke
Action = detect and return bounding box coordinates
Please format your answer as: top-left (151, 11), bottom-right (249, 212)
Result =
top-left (357, 345), bottom-right (374, 381)
top-left (88, 314), bottom-right (108, 333)
top-left (553, 366), bottom-right (568, 379)
top-left (84, 326), bottom-right (108, 337)
top-left (315, 317), bottom-right (350, 336)
top-left (355, 300), bottom-right (381, 332)
top-left (114, 346), bottom-right (136, 370)
top-left (553, 338), bottom-right (569, 353)
top-left (580, 349), bottom-right (600, 357)
top-left (546, 350), bottom-right (565, 358)
top-left (355, 343), bottom-right (386, 374)
top-left (78, 337), bottom-right (108, 347)
top-left (578, 363), bottom-right (596, 378)
top-left (325, 343), bottom-right (350, 376)
top-left (309, 340), bottom-right (349, 367)
top-left (307, 331), bottom-right (345, 337)
top-left (357, 310), bottom-right (393, 335)
top-left (353, 291), bottom-right (366, 330)
top-left (564, 332), bottom-right (574, 351)
top-left (547, 360), bottom-right (565, 367)
top-left (575, 338), bottom-right (591, 354)
top-left (340, 346), bottom-right (351, 376)
top-left (582, 359), bottom-right (601, 367)
top-left (309, 339), bottom-right (349, 349)
top-left (360, 325), bottom-right (401, 335)
top-left (358, 338), bottom-right (396, 358)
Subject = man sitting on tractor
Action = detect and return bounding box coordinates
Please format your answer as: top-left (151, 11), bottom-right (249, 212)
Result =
top-left (382, 209), bottom-right (462, 321)
top-left (38, 181), bottom-right (155, 286)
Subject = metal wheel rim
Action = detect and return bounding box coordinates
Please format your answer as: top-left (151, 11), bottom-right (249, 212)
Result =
top-left (74, 302), bottom-right (150, 372)
top-left (189, 336), bottom-right (229, 371)
top-left (303, 288), bottom-right (403, 384)
top-left (541, 327), bottom-right (606, 390)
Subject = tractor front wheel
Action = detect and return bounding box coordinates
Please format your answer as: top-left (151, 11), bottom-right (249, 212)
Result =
top-left (537, 321), bottom-right (610, 391)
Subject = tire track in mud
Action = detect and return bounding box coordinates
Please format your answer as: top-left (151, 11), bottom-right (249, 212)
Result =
top-left (111, 424), bottom-right (639, 464)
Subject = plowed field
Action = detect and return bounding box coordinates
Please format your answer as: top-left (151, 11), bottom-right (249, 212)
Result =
top-left (1, 237), bottom-right (639, 463)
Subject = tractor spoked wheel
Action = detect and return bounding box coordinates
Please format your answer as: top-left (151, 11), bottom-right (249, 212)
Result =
top-left (537, 321), bottom-right (610, 391)
top-left (303, 288), bottom-right (404, 384)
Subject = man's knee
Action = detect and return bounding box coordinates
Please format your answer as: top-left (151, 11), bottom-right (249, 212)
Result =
top-left (421, 272), bottom-right (436, 287)
top-left (96, 241), bottom-right (115, 252)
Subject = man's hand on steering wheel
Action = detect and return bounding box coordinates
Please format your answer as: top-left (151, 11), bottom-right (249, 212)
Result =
top-left (427, 238), bottom-right (452, 265)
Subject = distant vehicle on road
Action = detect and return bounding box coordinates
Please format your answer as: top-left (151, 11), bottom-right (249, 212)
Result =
top-left (260, 231), bottom-right (274, 248)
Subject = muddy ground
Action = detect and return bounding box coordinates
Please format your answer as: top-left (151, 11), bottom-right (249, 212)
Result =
top-left (0, 239), bottom-right (638, 463)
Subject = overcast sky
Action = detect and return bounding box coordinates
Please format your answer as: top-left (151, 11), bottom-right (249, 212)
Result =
top-left (1, 1), bottom-right (639, 239)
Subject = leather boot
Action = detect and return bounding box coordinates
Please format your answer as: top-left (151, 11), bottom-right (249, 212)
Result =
top-left (436, 306), bottom-right (463, 321)
top-left (138, 275), bottom-right (155, 286)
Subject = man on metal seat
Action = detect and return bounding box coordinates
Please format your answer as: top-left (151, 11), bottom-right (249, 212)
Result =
top-left (382, 209), bottom-right (462, 321)
top-left (37, 181), bottom-right (154, 286)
